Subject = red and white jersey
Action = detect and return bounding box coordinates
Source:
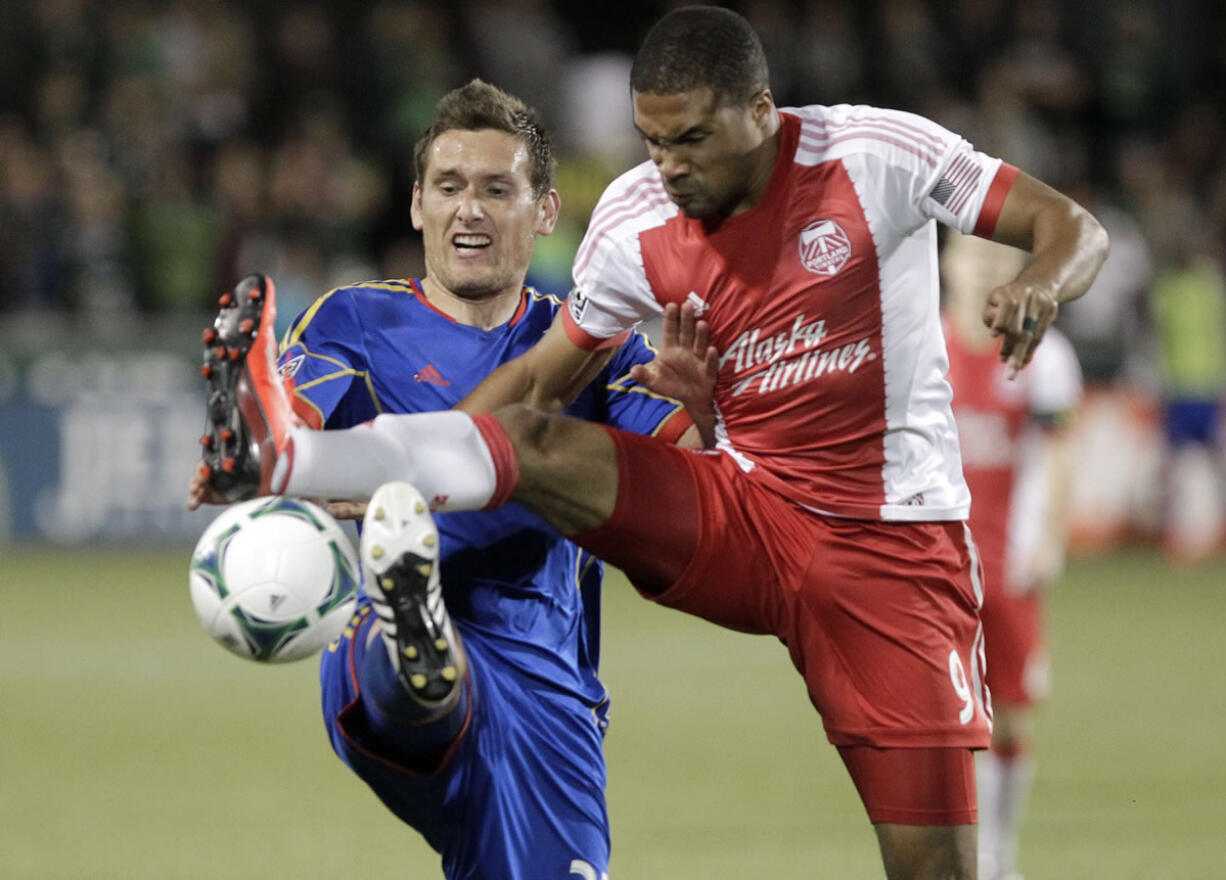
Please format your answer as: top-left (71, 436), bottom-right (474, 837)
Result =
top-left (947, 325), bottom-right (1082, 590)
top-left (564, 105), bottom-right (1019, 520)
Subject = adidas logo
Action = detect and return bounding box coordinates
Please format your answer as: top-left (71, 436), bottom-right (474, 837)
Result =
top-left (413, 364), bottom-right (450, 386)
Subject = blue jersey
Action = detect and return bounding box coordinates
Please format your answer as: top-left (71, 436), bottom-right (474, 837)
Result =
top-left (281, 278), bottom-right (685, 711)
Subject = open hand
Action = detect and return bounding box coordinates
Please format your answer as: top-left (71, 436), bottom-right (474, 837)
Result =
top-left (630, 301), bottom-right (718, 404)
top-left (630, 301), bottom-right (719, 445)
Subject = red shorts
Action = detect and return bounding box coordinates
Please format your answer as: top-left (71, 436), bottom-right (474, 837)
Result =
top-left (979, 584), bottom-right (1048, 707)
top-left (575, 429), bottom-right (993, 751)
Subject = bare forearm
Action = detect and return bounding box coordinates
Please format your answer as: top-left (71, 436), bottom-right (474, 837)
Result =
top-left (456, 355), bottom-right (542, 414)
top-left (456, 319), bottom-right (616, 415)
top-left (993, 174), bottom-right (1110, 306)
top-left (1015, 202), bottom-right (1109, 305)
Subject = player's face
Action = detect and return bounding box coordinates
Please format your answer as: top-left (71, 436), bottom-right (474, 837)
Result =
top-left (412, 129), bottom-right (559, 301)
top-left (633, 87), bottom-right (774, 218)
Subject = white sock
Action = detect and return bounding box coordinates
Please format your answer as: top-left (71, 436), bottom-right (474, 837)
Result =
top-left (995, 752), bottom-right (1035, 878)
top-left (976, 750), bottom-right (1003, 879)
top-left (276, 411), bottom-right (498, 511)
top-left (976, 749), bottom-right (1034, 879)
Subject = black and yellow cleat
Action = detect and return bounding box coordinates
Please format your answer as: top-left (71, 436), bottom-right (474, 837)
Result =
top-left (361, 481), bottom-right (463, 703)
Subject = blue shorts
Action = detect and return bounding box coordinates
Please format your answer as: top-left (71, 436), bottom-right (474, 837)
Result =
top-left (320, 603), bottom-right (610, 880)
top-left (1165, 398), bottom-right (1221, 447)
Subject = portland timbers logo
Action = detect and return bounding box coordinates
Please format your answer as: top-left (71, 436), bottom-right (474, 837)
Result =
top-left (798, 219), bottom-right (852, 276)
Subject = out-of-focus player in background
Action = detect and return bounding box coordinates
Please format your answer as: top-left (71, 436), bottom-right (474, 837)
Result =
top-left (207, 8), bottom-right (1109, 878)
top-left (943, 232), bottom-right (1083, 880)
top-left (189, 80), bottom-right (691, 880)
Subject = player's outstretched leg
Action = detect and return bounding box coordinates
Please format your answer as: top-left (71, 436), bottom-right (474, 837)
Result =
top-left (361, 481), bottom-right (465, 704)
top-left (199, 273), bottom-right (295, 501)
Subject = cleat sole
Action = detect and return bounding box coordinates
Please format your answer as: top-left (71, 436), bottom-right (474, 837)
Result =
top-left (362, 483), bottom-right (459, 704)
top-left (198, 274), bottom-right (274, 501)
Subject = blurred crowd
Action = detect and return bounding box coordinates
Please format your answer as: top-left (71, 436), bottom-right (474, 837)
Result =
top-left (1, 0), bottom-right (1224, 389)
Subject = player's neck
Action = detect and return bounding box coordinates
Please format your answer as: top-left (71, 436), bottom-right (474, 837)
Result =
top-left (729, 110), bottom-right (782, 217)
top-left (420, 277), bottom-right (522, 329)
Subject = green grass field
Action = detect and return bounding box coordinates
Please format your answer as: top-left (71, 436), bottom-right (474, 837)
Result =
top-left (3, 545), bottom-right (1225, 878)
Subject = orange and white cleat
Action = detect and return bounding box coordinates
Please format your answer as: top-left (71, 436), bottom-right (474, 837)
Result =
top-left (199, 274), bottom-right (295, 501)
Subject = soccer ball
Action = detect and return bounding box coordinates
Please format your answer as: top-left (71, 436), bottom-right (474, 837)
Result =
top-left (189, 497), bottom-right (360, 663)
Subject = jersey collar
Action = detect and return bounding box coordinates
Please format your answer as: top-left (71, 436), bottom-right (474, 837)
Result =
top-left (407, 279), bottom-right (530, 328)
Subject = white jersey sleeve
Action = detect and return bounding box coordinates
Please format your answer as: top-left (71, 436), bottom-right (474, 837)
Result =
top-left (789, 104), bottom-right (1011, 239)
top-left (566, 164), bottom-right (678, 347)
top-left (919, 137), bottom-right (1010, 235)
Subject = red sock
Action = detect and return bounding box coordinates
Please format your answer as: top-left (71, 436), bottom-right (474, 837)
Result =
top-left (471, 413), bottom-right (520, 510)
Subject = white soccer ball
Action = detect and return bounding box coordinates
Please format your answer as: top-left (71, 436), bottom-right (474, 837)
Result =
top-left (189, 497), bottom-right (360, 663)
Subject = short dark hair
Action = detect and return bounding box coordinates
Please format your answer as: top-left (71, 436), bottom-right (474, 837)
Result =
top-left (413, 79), bottom-right (555, 197)
top-left (630, 6), bottom-right (769, 105)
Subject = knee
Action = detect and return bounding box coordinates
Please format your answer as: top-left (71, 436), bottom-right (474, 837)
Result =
top-left (493, 404), bottom-right (569, 461)
top-left (876, 823), bottom-right (977, 880)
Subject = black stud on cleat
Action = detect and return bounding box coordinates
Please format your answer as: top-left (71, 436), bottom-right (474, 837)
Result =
top-left (362, 482), bottom-right (463, 704)
top-left (198, 274), bottom-right (274, 502)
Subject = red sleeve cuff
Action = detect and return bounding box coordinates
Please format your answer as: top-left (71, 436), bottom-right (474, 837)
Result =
top-left (973, 162), bottom-right (1020, 238)
top-left (652, 407), bottom-right (693, 445)
top-left (561, 304), bottom-right (632, 351)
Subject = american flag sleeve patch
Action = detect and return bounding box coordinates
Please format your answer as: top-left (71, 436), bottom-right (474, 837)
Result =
top-left (928, 153), bottom-right (984, 214)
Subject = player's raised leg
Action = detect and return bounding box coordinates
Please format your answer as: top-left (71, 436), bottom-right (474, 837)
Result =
top-left (191, 271), bottom-right (500, 511)
top-left (361, 481), bottom-right (465, 706)
top-left (198, 273), bottom-right (295, 501)
top-left (480, 404), bottom-right (621, 534)
top-left (320, 481), bottom-right (470, 776)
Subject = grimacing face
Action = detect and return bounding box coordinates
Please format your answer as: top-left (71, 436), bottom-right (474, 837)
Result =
top-left (632, 87), bottom-right (771, 218)
top-left (411, 128), bottom-right (558, 301)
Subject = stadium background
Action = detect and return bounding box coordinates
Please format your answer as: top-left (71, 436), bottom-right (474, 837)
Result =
top-left (2, 1), bottom-right (1225, 877)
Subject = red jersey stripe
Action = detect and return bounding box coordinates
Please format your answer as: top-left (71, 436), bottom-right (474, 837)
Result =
top-left (972, 163), bottom-right (1020, 237)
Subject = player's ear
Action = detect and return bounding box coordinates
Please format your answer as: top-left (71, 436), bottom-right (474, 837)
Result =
top-left (410, 181), bottom-right (424, 231)
top-left (750, 89), bottom-right (775, 130)
top-left (536, 188), bottom-right (561, 236)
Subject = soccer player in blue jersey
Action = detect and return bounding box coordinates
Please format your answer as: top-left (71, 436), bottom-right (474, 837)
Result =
top-left (189, 80), bottom-right (692, 880)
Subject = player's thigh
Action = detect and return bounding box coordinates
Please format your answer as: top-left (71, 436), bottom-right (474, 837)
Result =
top-left (789, 519), bottom-right (992, 749)
top-left (573, 434), bottom-right (799, 632)
top-left (839, 745), bottom-right (977, 826)
top-left (842, 745), bottom-right (977, 879)
top-left (496, 404), bottom-right (620, 534)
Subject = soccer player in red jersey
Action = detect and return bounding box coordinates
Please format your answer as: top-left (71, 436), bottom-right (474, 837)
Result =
top-left (212, 8), bottom-right (1108, 877)
top-left (943, 232), bottom-right (1083, 880)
